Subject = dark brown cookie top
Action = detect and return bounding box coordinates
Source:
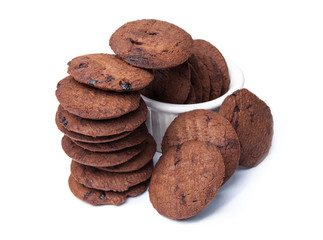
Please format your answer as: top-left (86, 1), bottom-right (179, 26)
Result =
top-left (193, 39), bottom-right (229, 95)
top-left (141, 62), bottom-right (191, 104)
top-left (219, 88), bottom-right (273, 168)
top-left (68, 175), bottom-right (149, 206)
top-left (192, 40), bottom-right (223, 100)
top-left (67, 54), bottom-right (154, 92)
top-left (162, 109), bottom-right (240, 184)
top-left (72, 124), bottom-right (149, 152)
top-left (98, 134), bottom-right (156, 173)
top-left (70, 160), bottom-right (153, 192)
top-left (149, 141), bottom-right (225, 220)
top-left (56, 122), bottom-right (131, 143)
top-left (55, 99), bottom-right (147, 137)
top-left (188, 55), bottom-right (210, 102)
top-left (61, 136), bottom-right (144, 167)
top-left (55, 76), bottom-right (141, 119)
top-left (109, 19), bottom-right (193, 69)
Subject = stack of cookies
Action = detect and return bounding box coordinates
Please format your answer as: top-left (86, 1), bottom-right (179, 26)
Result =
top-left (55, 54), bottom-right (156, 205)
top-left (108, 19), bottom-right (229, 104)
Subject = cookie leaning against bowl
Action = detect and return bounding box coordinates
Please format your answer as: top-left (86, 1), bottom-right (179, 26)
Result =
top-left (61, 136), bottom-right (144, 167)
top-left (55, 76), bottom-right (141, 119)
top-left (70, 160), bottom-right (153, 192)
top-left (109, 19), bottom-right (193, 69)
top-left (219, 88), bottom-right (274, 168)
top-left (161, 109), bottom-right (240, 184)
top-left (55, 99), bottom-right (147, 137)
top-left (193, 39), bottom-right (230, 96)
top-left (149, 141), bottom-right (225, 220)
top-left (67, 54), bottom-right (154, 92)
top-left (141, 62), bottom-right (191, 104)
top-left (68, 175), bottom-right (149, 206)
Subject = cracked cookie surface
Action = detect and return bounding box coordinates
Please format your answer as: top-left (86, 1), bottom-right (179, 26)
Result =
top-left (67, 54), bottom-right (154, 92)
top-left (149, 141), bottom-right (225, 220)
top-left (219, 88), bottom-right (273, 167)
top-left (162, 109), bottom-right (240, 184)
top-left (109, 19), bottom-right (193, 69)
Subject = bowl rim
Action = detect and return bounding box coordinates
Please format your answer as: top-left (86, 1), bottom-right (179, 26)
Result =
top-left (141, 59), bottom-right (245, 114)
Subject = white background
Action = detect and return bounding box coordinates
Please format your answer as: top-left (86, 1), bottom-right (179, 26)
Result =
top-left (1, 0), bottom-right (322, 239)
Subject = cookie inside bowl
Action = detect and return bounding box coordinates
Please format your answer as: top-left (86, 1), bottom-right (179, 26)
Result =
top-left (141, 59), bottom-right (244, 152)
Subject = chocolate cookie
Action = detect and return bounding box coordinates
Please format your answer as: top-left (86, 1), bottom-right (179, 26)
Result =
top-left (61, 136), bottom-right (144, 167)
top-left (98, 134), bottom-right (156, 173)
top-left (149, 141), bottom-right (225, 220)
top-left (56, 123), bottom-right (131, 143)
top-left (72, 125), bottom-right (149, 152)
top-left (193, 39), bottom-right (229, 95)
top-left (162, 109), bottom-right (240, 184)
top-left (68, 175), bottom-right (149, 206)
top-left (55, 99), bottom-right (147, 137)
top-left (55, 76), bottom-right (141, 119)
top-left (70, 160), bottom-right (153, 192)
top-left (188, 55), bottom-right (210, 102)
top-left (192, 40), bottom-right (223, 100)
top-left (188, 63), bottom-right (203, 103)
top-left (184, 85), bottom-right (196, 104)
top-left (67, 54), bottom-right (154, 92)
top-left (141, 62), bottom-right (191, 104)
top-left (219, 88), bottom-right (273, 167)
top-left (109, 19), bottom-right (193, 69)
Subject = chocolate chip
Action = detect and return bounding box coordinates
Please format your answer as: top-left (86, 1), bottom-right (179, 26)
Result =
top-left (176, 143), bottom-right (183, 152)
top-left (127, 38), bottom-right (143, 45)
top-left (206, 115), bottom-right (212, 125)
top-left (99, 191), bottom-right (106, 200)
top-left (74, 63), bottom-right (88, 69)
top-left (192, 200), bottom-right (197, 203)
top-left (126, 57), bottom-right (140, 62)
top-left (234, 105), bottom-right (240, 113)
top-left (67, 61), bottom-right (71, 66)
top-left (247, 104), bottom-right (253, 109)
top-left (181, 194), bottom-right (186, 205)
top-left (83, 191), bottom-right (91, 200)
top-left (147, 32), bottom-right (157, 35)
top-left (87, 80), bottom-right (98, 85)
top-left (56, 83), bottom-right (61, 89)
top-left (119, 81), bottom-right (132, 91)
top-left (106, 76), bottom-right (115, 82)
top-left (85, 179), bottom-right (92, 187)
top-left (60, 116), bottom-right (69, 127)
top-left (174, 156), bottom-right (181, 166)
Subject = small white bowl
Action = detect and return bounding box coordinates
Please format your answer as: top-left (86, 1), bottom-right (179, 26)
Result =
top-left (142, 59), bottom-right (245, 152)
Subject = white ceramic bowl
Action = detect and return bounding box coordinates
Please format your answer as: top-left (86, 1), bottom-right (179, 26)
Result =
top-left (142, 59), bottom-right (245, 152)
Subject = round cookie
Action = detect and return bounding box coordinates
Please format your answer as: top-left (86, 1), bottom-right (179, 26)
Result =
top-left (68, 175), bottom-right (149, 206)
top-left (109, 19), bottom-right (193, 69)
top-left (72, 125), bottom-right (149, 152)
top-left (141, 62), bottom-right (191, 104)
top-left (55, 99), bottom-right (147, 137)
top-left (193, 39), bottom-right (230, 95)
top-left (61, 136), bottom-right (144, 167)
top-left (188, 55), bottom-right (210, 102)
top-left (70, 160), bottom-right (153, 192)
top-left (219, 88), bottom-right (273, 168)
top-left (67, 54), bottom-right (154, 92)
top-left (55, 76), bottom-right (141, 119)
top-left (192, 40), bottom-right (223, 100)
top-left (161, 109), bottom-right (240, 184)
top-left (98, 134), bottom-right (156, 173)
top-left (149, 141), bottom-right (225, 220)
top-left (56, 123), bottom-right (131, 143)
top-left (188, 63), bottom-right (203, 103)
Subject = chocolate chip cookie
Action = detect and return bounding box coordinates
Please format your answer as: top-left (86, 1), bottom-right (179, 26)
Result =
top-left (149, 141), bottom-right (225, 220)
top-left (109, 19), bottom-right (193, 69)
top-left (67, 53), bottom-right (154, 92)
top-left (162, 109), bottom-right (240, 184)
top-left (55, 76), bottom-right (141, 119)
top-left (219, 88), bottom-right (273, 167)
